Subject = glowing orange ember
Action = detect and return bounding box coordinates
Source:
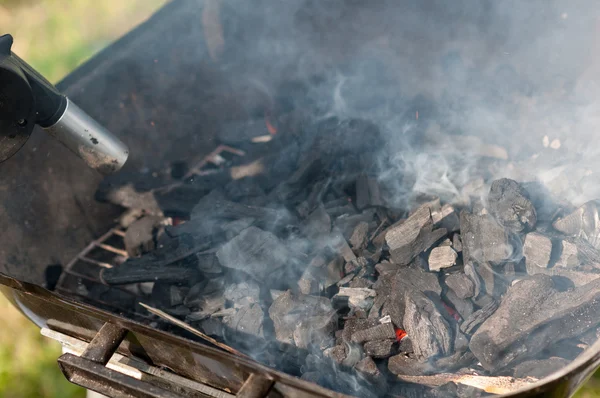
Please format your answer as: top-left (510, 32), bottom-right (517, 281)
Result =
top-left (395, 328), bottom-right (407, 341)
top-left (265, 117), bottom-right (277, 135)
top-left (416, 111), bottom-right (419, 120)
top-left (172, 217), bottom-right (186, 226)
top-left (442, 302), bottom-right (461, 322)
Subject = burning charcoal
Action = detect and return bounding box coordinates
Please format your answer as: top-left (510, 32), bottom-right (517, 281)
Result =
top-left (428, 246), bottom-right (457, 272)
top-left (445, 274), bottom-right (475, 299)
top-left (388, 354), bottom-right (432, 376)
top-left (460, 211), bottom-right (515, 264)
top-left (470, 275), bottom-right (600, 370)
top-left (302, 205), bottom-right (332, 240)
top-left (487, 178), bottom-right (537, 233)
top-left (101, 234), bottom-right (208, 285)
top-left (224, 281), bottom-right (260, 308)
top-left (323, 345), bottom-right (347, 364)
top-left (334, 287), bottom-right (376, 312)
top-left (268, 290), bottom-right (337, 345)
top-left (553, 200), bottom-right (600, 248)
top-left (513, 357), bottom-right (570, 379)
top-left (523, 232), bottom-right (553, 273)
top-left (385, 204), bottom-right (447, 265)
top-left (444, 290), bottom-right (474, 321)
top-left (124, 216), bottom-right (165, 257)
top-left (341, 318), bottom-right (380, 343)
top-left (386, 267), bottom-right (442, 326)
top-left (398, 337), bottom-right (414, 354)
top-left (293, 313), bottom-right (337, 349)
top-left (460, 297), bottom-right (498, 335)
top-left (555, 239), bottom-right (579, 267)
top-left (403, 291), bottom-right (453, 360)
top-left (453, 234), bottom-right (462, 252)
top-left (223, 304), bottom-right (264, 337)
top-left (351, 322), bottom-right (395, 344)
top-left (574, 238), bottom-right (600, 264)
top-left (354, 356), bottom-right (383, 383)
top-left (216, 226), bottom-right (291, 280)
top-left (356, 174), bottom-right (384, 210)
top-left (363, 339), bottom-right (396, 358)
top-left (349, 222), bottom-right (370, 253)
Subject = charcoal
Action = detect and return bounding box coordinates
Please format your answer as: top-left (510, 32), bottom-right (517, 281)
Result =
top-left (195, 253), bottom-right (223, 274)
top-left (487, 178), bottom-right (537, 233)
top-left (555, 239), bottom-right (579, 267)
top-left (452, 234), bottom-right (462, 252)
top-left (294, 314), bottom-right (337, 349)
top-left (299, 255), bottom-right (344, 294)
top-left (363, 339), bottom-right (396, 358)
top-left (354, 356), bottom-right (382, 382)
top-left (434, 351), bottom-right (476, 373)
top-left (223, 178), bottom-right (266, 201)
top-left (269, 290), bottom-right (337, 345)
top-left (326, 204), bottom-right (357, 219)
top-left (152, 282), bottom-right (187, 308)
top-left (124, 216), bottom-right (165, 257)
top-left (101, 234), bottom-right (209, 285)
top-left (337, 273), bottom-right (356, 287)
top-left (334, 287), bottom-right (376, 312)
top-left (335, 209), bottom-right (377, 240)
top-left (460, 298), bottom-right (498, 335)
top-left (165, 305), bottom-right (192, 317)
top-left (513, 357), bottom-right (570, 379)
top-left (398, 337), bottom-right (414, 354)
top-left (296, 178), bottom-right (332, 219)
top-left (341, 342), bottom-right (364, 368)
top-left (349, 222), bottom-right (370, 252)
top-left (445, 274), bottom-right (475, 299)
top-left (349, 277), bottom-right (374, 289)
top-left (460, 211), bottom-right (515, 264)
top-left (444, 290), bottom-right (474, 321)
top-left (302, 205), bottom-right (332, 239)
top-left (195, 317), bottom-right (224, 336)
top-left (326, 228), bottom-right (357, 262)
top-left (386, 204), bottom-right (447, 265)
top-left (375, 261), bottom-right (399, 275)
top-left (224, 281), bottom-right (260, 308)
top-left (351, 322), bottom-right (396, 344)
top-left (574, 238), bottom-right (600, 264)
top-left (403, 291), bottom-right (453, 360)
top-left (523, 232), bottom-right (553, 273)
top-left (470, 275), bottom-right (600, 370)
top-left (553, 200), bottom-right (600, 248)
top-left (216, 226), bottom-right (291, 280)
top-left (428, 246), bottom-right (457, 272)
top-left (223, 304), bottom-right (264, 337)
top-left (341, 318), bottom-right (379, 344)
top-left (386, 267), bottom-right (442, 326)
top-left (356, 174), bottom-right (384, 210)
top-left (388, 354), bottom-right (432, 376)
top-left (119, 208), bottom-right (145, 229)
top-left (433, 204), bottom-right (460, 233)
top-left (222, 218), bottom-right (256, 240)
top-left (323, 345), bottom-right (347, 364)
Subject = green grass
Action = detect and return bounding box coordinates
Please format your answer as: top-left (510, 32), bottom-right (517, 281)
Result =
top-left (0, 0), bottom-right (599, 397)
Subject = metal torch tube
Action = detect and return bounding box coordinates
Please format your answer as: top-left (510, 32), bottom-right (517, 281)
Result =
top-left (43, 98), bottom-right (129, 174)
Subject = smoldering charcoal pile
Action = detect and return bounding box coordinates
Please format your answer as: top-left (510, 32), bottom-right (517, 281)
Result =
top-left (90, 114), bottom-right (600, 397)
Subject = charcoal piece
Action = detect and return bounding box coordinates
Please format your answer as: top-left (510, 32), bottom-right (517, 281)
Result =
top-left (574, 238), bottom-right (600, 264)
top-left (388, 354), bottom-right (432, 376)
top-left (460, 298), bottom-right (498, 335)
top-left (460, 211), bottom-right (515, 264)
top-left (386, 267), bottom-right (442, 326)
top-left (375, 261), bottom-right (399, 275)
top-left (434, 351), bottom-right (476, 373)
top-left (386, 204), bottom-right (447, 265)
top-left (453, 234), bottom-right (462, 252)
top-left (355, 356), bottom-right (382, 382)
top-left (222, 218), bottom-right (256, 241)
top-left (341, 342), bottom-right (364, 368)
top-left (334, 287), bottom-right (376, 312)
top-left (223, 304), bottom-right (264, 337)
top-left (349, 222), bottom-right (370, 252)
top-left (555, 240), bottom-right (579, 267)
top-left (398, 337), bottom-right (414, 354)
top-left (101, 233), bottom-right (209, 285)
top-left (487, 178), bottom-right (537, 233)
top-left (323, 345), bottom-right (347, 364)
top-left (341, 318), bottom-right (380, 344)
top-left (433, 204), bottom-right (460, 233)
top-left (470, 275), bottom-right (600, 370)
top-left (195, 253), bottom-right (222, 274)
top-left (356, 174), bottom-right (384, 210)
top-left (294, 313), bottom-right (337, 349)
top-left (224, 281), bottom-right (260, 308)
top-left (326, 204), bottom-right (357, 219)
top-left (553, 200), bottom-right (600, 247)
top-left (335, 209), bottom-right (377, 240)
top-left (513, 357), bottom-right (570, 379)
top-left (124, 216), bottom-right (164, 257)
top-left (327, 229), bottom-right (357, 262)
top-left (363, 339), bottom-right (396, 358)
top-left (470, 262), bottom-right (500, 299)
top-left (302, 205), bottom-right (331, 239)
top-left (403, 291), bottom-right (453, 360)
top-left (299, 255), bottom-right (344, 294)
top-left (337, 273), bottom-right (356, 287)
top-left (523, 232), bottom-right (553, 273)
top-left (223, 178), bottom-right (266, 201)
top-left (428, 246), bottom-right (457, 272)
top-left (269, 290), bottom-right (336, 345)
top-left (351, 322), bottom-right (396, 344)
top-left (444, 290), bottom-right (474, 321)
top-left (349, 277), bottom-right (374, 289)
top-left (216, 226), bottom-right (290, 280)
top-left (152, 282), bottom-right (187, 308)
top-left (445, 274), bottom-right (475, 299)
top-left (296, 178), bottom-right (332, 219)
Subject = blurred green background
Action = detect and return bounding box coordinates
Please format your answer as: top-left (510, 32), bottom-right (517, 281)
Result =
top-left (0, 0), bottom-right (599, 397)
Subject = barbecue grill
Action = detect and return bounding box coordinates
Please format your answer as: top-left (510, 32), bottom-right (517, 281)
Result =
top-left (2, 0), bottom-right (600, 397)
